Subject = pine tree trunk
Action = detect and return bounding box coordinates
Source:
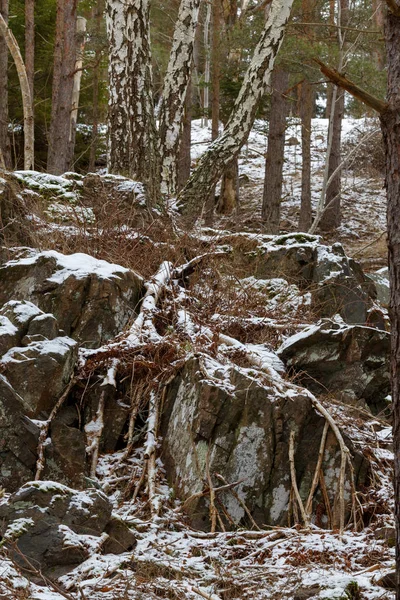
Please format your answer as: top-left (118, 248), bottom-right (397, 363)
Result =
top-left (319, 88), bottom-right (344, 230)
top-left (106, 0), bottom-right (160, 206)
top-left (0, 0), bottom-right (10, 168)
top-left (383, 7), bottom-right (400, 597)
top-left (0, 12), bottom-right (34, 170)
top-left (298, 81), bottom-right (314, 231)
top-left (47, 0), bottom-right (78, 174)
top-left (261, 67), bottom-right (289, 232)
top-left (158, 0), bottom-right (201, 195)
top-left (177, 0), bottom-right (294, 222)
top-left (25, 0), bottom-right (34, 98)
top-left (89, 0), bottom-right (103, 173)
top-left (218, 157), bottom-right (238, 214)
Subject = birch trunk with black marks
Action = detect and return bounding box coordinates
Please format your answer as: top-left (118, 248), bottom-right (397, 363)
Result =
top-left (261, 67), bottom-right (289, 232)
top-left (177, 0), bottom-right (294, 222)
top-left (0, 11), bottom-right (34, 170)
top-left (158, 0), bottom-right (202, 195)
top-left (177, 81), bottom-right (192, 191)
top-left (47, 0), bottom-right (78, 174)
top-left (106, 0), bottom-right (160, 206)
top-left (0, 0), bottom-right (10, 168)
top-left (89, 0), bottom-right (104, 172)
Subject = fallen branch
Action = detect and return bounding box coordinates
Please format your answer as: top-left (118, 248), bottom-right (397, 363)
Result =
top-left (205, 448), bottom-right (217, 533)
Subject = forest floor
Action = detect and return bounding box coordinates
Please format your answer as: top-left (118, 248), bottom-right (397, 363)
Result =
top-left (0, 117), bottom-right (395, 600)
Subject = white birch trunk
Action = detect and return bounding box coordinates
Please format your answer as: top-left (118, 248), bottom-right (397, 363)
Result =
top-left (0, 12), bottom-right (34, 170)
top-left (177, 0), bottom-right (294, 221)
top-left (68, 16), bottom-right (87, 167)
top-left (158, 0), bottom-right (202, 195)
top-left (106, 0), bottom-right (160, 206)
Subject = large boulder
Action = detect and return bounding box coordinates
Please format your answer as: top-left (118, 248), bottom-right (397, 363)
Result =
top-left (252, 234), bottom-right (376, 324)
top-left (0, 247), bottom-right (143, 348)
top-left (0, 300), bottom-right (84, 491)
top-left (0, 481), bottom-right (136, 572)
top-left (278, 319), bottom-right (390, 414)
top-left (161, 355), bottom-right (367, 530)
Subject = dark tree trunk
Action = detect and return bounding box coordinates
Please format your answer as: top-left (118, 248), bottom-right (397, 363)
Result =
top-left (262, 67), bottom-right (289, 232)
top-left (25, 0), bottom-right (34, 98)
top-left (383, 8), bottom-right (400, 597)
top-left (218, 157), bottom-right (239, 214)
top-left (0, 0), bottom-right (10, 168)
top-left (177, 80), bottom-right (192, 192)
top-left (319, 88), bottom-right (344, 230)
top-left (47, 0), bottom-right (78, 174)
top-left (298, 81), bottom-right (314, 231)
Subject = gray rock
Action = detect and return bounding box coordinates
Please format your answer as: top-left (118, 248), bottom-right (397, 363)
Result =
top-left (367, 267), bottom-right (390, 307)
top-left (0, 248), bottom-right (143, 348)
top-left (254, 235), bottom-right (376, 324)
top-left (278, 319), bottom-right (390, 414)
top-left (161, 356), bottom-right (367, 529)
top-left (0, 481), bottom-right (122, 571)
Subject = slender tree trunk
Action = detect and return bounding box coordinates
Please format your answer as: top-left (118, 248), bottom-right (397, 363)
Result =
top-left (106, 0), bottom-right (160, 206)
top-left (177, 0), bottom-right (295, 222)
top-left (68, 16), bottom-right (86, 169)
top-left (203, 0), bottom-right (211, 127)
top-left (372, 0), bottom-right (385, 70)
top-left (218, 157), bottom-right (239, 213)
top-left (177, 80), bottom-right (192, 192)
top-left (205, 0), bottom-right (222, 224)
top-left (0, 12), bottom-right (34, 170)
top-left (89, 0), bottom-right (103, 172)
top-left (383, 6), bottom-right (400, 597)
top-left (0, 0), bottom-right (10, 168)
top-left (320, 86), bottom-right (344, 230)
top-left (158, 0), bottom-right (202, 195)
top-left (261, 67), bottom-right (289, 232)
top-left (47, 0), bottom-right (78, 174)
top-left (298, 81), bottom-right (314, 231)
top-left (25, 0), bottom-right (34, 98)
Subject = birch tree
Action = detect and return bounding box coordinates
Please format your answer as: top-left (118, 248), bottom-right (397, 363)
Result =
top-left (106, 0), bottom-right (160, 206)
top-left (0, 11), bottom-right (34, 170)
top-left (0, 0), bottom-right (10, 168)
top-left (158, 0), bottom-right (202, 195)
top-left (176, 0), bottom-right (295, 222)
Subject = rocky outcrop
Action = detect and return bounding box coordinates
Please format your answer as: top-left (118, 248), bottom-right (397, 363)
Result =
top-left (278, 319), bottom-right (390, 414)
top-left (253, 234), bottom-right (377, 324)
top-left (161, 355), bottom-right (368, 529)
top-left (0, 481), bottom-right (137, 572)
top-left (0, 247), bottom-right (143, 348)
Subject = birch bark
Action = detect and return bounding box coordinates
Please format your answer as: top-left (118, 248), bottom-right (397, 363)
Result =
top-left (106, 0), bottom-right (160, 206)
top-left (0, 0), bottom-right (10, 168)
top-left (177, 0), bottom-right (294, 222)
top-left (158, 0), bottom-right (202, 195)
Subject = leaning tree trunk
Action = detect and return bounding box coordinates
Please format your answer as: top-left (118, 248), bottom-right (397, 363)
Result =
top-left (67, 16), bottom-right (86, 169)
top-left (158, 0), bottom-right (202, 195)
top-left (261, 67), bottom-right (289, 232)
top-left (106, 0), bottom-right (160, 206)
top-left (47, 0), bottom-right (78, 174)
top-left (298, 81), bottom-right (314, 231)
top-left (177, 0), bottom-right (294, 222)
top-left (0, 12), bottom-right (34, 170)
top-left (0, 0), bottom-right (10, 168)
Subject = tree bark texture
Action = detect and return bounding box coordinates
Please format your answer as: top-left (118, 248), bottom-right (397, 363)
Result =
top-left (383, 8), bottom-right (400, 598)
top-left (262, 67), bottom-right (289, 232)
top-left (298, 81), bottom-right (314, 231)
top-left (25, 0), bottom-right (35, 98)
top-left (0, 0), bottom-right (10, 168)
top-left (68, 16), bottom-right (86, 168)
top-left (158, 0), bottom-right (202, 195)
top-left (319, 88), bottom-right (344, 230)
top-left (0, 11), bottom-right (34, 170)
top-left (218, 157), bottom-right (239, 214)
top-left (89, 0), bottom-right (104, 172)
top-left (177, 81), bottom-right (192, 192)
top-left (177, 0), bottom-right (295, 222)
top-left (106, 0), bottom-right (160, 205)
top-left (47, 0), bottom-right (78, 174)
